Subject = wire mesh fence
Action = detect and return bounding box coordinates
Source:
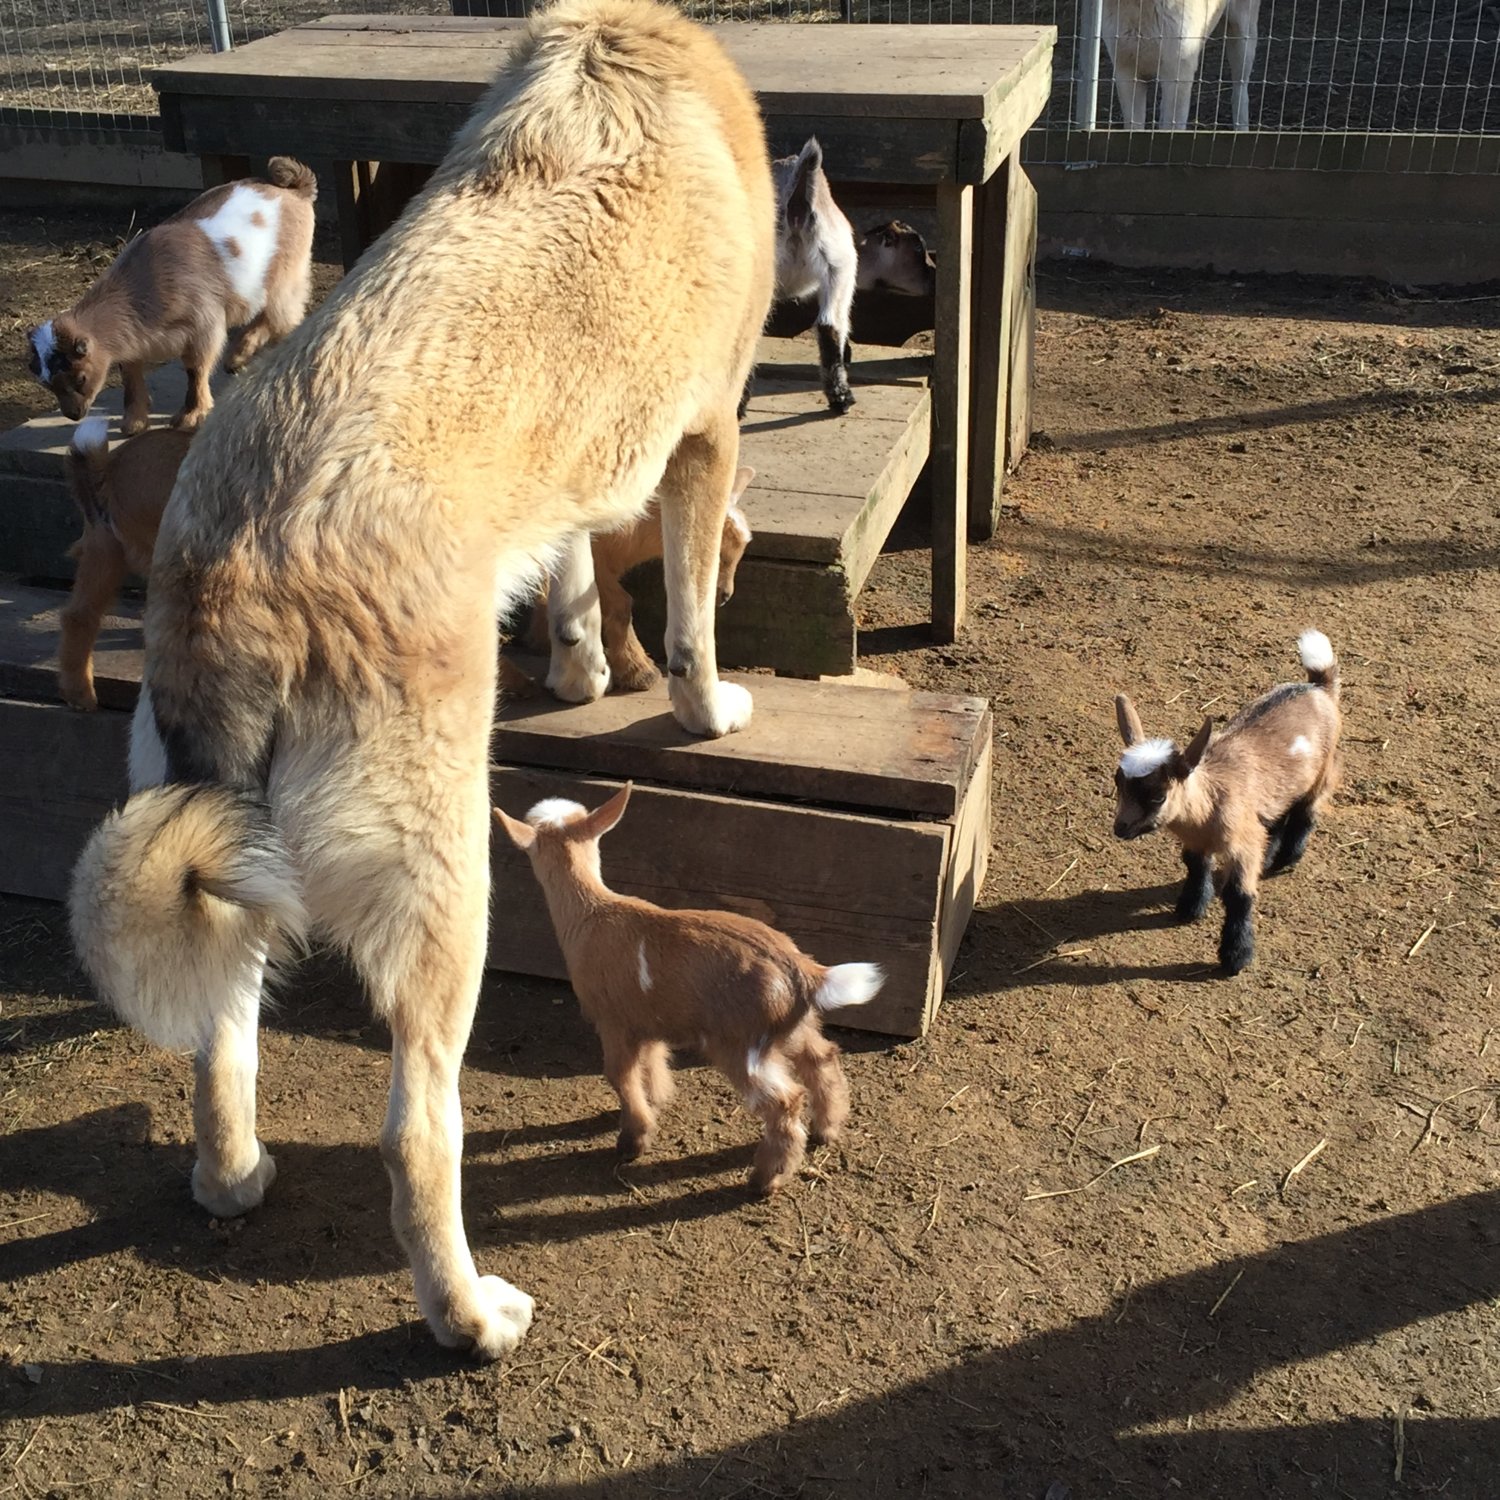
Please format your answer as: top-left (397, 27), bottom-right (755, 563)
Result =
top-left (1, 0), bottom-right (1496, 169)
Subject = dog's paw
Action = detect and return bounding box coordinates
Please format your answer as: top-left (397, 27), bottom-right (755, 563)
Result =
top-left (192, 1141), bottom-right (277, 1217)
top-left (437, 1277), bottom-right (535, 1362)
top-left (670, 678), bottom-right (753, 738)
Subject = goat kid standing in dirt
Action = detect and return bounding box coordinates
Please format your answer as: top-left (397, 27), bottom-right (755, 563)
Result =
top-left (26, 158), bottom-right (317, 435)
top-left (495, 786), bottom-right (884, 1193)
top-left (58, 417), bottom-right (192, 711)
top-left (1103, 0), bottom-right (1260, 131)
top-left (1112, 631), bottom-right (1342, 974)
top-left (69, 0), bottom-right (775, 1362)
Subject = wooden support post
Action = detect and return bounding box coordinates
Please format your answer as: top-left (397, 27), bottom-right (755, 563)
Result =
top-left (334, 160), bottom-right (434, 271)
top-left (931, 181), bottom-right (973, 644)
top-left (1004, 164), bottom-right (1039, 472)
top-left (967, 157), bottom-right (1012, 541)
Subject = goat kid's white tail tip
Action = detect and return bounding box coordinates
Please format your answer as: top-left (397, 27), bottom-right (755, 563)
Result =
top-left (71, 415), bottom-right (110, 454)
top-left (814, 961), bottom-right (885, 1012)
top-left (1297, 630), bottom-right (1335, 674)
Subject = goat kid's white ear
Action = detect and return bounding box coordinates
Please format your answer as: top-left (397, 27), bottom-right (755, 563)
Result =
top-left (493, 805), bottom-right (536, 851)
top-left (731, 466), bottom-right (755, 503)
top-left (579, 783), bottom-right (632, 842)
top-left (1115, 694), bottom-right (1144, 747)
top-left (1180, 718), bottom-right (1214, 773)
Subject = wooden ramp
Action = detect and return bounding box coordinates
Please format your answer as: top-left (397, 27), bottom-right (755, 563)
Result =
top-left (0, 577), bottom-right (987, 1038)
top-left (0, 334), bottom-right (929, 678)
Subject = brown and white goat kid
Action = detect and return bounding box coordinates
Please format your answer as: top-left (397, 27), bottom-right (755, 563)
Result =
top-left (857, 220), bottom-right (936, 300)
top-left (58, 416), bottom-right (192, 711)
top-left (68, 0), bottom-right (775, 1364)
top-left (26, 157), bottom-right (316, 436)
top-left (1113, 631), bottom-right (1342, 975)
top-left (495, 786), bottom-right (884, 1194)
top-left (770, 137), bottom-right (857, 414)
top-left (534, 466), bottom-right (754, 698)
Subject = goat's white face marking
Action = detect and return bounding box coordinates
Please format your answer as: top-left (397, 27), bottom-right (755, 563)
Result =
top-left (637, 940), bottom-right (652, 992)
top-left (30, 320), bottom-right (57, 383)
top-left (1119, 738), bottom-right (1176, 778)
top-left (1288, 735), bottom-right (1313, 757)
top-left (197, 186), bottom-right (282, 316)
top-left (526, 798), bottom-right (586, 830)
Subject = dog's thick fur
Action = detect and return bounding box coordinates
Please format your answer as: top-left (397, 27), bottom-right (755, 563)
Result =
top-left (26, 158), bottom-right (316, 435)
top-left (69, 0), bottom-right (776, 1361)
top-left (1103, 0), bottom-right (1259, 132)
top-left (58, 417), bottom-right (193, 711)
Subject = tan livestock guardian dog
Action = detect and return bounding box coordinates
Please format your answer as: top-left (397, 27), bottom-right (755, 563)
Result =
top-left (68, 0), bottom-right (776, 1361)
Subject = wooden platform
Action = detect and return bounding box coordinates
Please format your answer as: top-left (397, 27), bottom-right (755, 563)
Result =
top-left (0, 576), bottom-right (989, 1037)
top-left (0, 335), bottom-right (927, 678)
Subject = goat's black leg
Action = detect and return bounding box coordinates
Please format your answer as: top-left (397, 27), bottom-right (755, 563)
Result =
top-left (736, 369), bottom-right (754, 422)
top-left (1266, 796), bottom-right (1316, 875)
top-left (1175, 851), bottom-right (1214, 923)
top-left (1217, 872), bottom-right (1256, 975)
top-left (816, 323), bottom-right (854, 415)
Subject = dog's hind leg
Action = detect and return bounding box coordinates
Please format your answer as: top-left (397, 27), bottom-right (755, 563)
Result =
top-left (191, 947), bottom-right (277, 1217)
top-left (313, 701), bottom-right (533, 1361)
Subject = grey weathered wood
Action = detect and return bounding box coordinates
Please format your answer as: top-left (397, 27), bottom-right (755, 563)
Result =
top-left (1005, 164), bottom-right (1037, 474)
top-left (154, 20), bottom-right (1054, 125)
top-left (0, 579), bottom-right (143, 710)
top-left (0, 696), bottom-right (130, 902)
top-left (492, 672), bottom-right (991, 819)
top-left (488, 768), bottom-right (953, 1037)
top-left (930, 181), bottom-right (973, 645)
top-left (966, 158), bottom-right (1010, 541)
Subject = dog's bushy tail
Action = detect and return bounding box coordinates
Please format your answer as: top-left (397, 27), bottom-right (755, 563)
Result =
top-left (65, 415), bottom-right (111, 527)
top-left (70, 784), bottom-right (306, 1051)
top-left (266, 155), bottom-right (317, 200)
top-left (1298, 629), bottom-right (1340, 704)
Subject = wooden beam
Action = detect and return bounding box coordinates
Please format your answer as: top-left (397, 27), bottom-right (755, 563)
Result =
top-left (966, 159), bottom-right (1010, 541)
top-left (1005, 164), bottom-right (1038, 474)
top-left (930, 181), bottom-right (973, 644)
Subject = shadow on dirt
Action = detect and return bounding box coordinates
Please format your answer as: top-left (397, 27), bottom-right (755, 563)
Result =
top-left (8, 1187), bottom-right (1496, 1496)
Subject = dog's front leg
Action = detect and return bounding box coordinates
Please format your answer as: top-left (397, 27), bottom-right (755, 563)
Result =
top-left (657, 415), bottom-right (752, 738)
top-left (543, 529), bottom-right (610, 704)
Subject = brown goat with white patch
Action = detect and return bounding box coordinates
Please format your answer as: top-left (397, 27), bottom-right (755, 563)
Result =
top-left (495, 785), bottom-right (884, 1193)
top-left (26, 157), bottom-right (316, 436)
top-left (57, 416), bottom-right (192, 711)
top-left (1113, 631), bottom-right (1342, 975)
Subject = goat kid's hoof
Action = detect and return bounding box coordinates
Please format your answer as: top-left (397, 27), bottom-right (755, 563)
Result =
top-left (172, 409), bottom-right (208, 434)
top-left (192, 1141), bottom-right (277, 1218)
top-left (432, 1276), bottom-right (535, 1362)
top-left (120, 415), bottom-right (150, 438)
top-left (615, 1129), bottom-right (648, 1162)
top-left (748, 1166), bottom-right (791, 1196)
top-left (60, 681), bottom-right (98, 713)
top-left (1218, 935), bottom-right (1255, 976)
top-left (608, 659), bottom-right (661, 694)
top-left (826, 387), bottom-right (855, 416)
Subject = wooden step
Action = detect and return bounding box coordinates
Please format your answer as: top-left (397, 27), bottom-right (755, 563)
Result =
top-left (0, 577), bottom-right (988, 1037)
top-left (0, 335), bottom-right (929, 677)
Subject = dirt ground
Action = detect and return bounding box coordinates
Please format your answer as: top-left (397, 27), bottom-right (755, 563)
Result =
top-left (2, 208), bottom-right (1499, 1499)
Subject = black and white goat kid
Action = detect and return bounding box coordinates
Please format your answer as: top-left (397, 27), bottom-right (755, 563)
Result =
top-left (770, 137), bottom-right (857, 415)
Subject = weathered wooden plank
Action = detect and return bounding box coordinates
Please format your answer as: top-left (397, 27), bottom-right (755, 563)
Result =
top-left (1005, 164), bottom-right (1037, 475)
top-left (0, 696), bottom-right (130, 902)
top-left (966, 158), bottom-right (1010, 542)
top-left (0, 475), bottom-right (81, 585)
top-left (1030, 128), bottom-right (1500, 176)
top-left (958, 44), bottom-right (1054, 184)
top-left (935, 733), bottom-right (992, 1017)
top-left (154, 21), bottom-right (1055, 124)
top-left (930, 181), bottom-right (973, 645)
top-left (487, 768), bottom-right (952, 1037)
top-left (493, 672), bottom-right (989, 819)
top-left (0, 579), bottom-right (144, 710)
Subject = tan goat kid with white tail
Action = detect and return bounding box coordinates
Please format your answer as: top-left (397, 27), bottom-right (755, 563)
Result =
top-left (495, 785), bottom-right (884, 1193)
top-left (26, 158), bottom-right (317, 436)
top-left (68, 0), bottom-right (776, 1363)
top-left (1112, 631), bottom-right (1342, 976)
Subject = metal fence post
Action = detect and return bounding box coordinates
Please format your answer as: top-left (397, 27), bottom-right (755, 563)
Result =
top-left (1074, 0), bottom-right (1103, 131)
top-left (205, 0), bottom-right (233, 53)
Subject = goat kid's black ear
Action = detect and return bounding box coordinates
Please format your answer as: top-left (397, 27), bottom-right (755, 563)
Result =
top-left (1115, 694), bottom-right (1144, 747)
top-left (581, 783), bottom-right (632, 841)
top-left (1179, 718), bottom-right (1214, 773)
